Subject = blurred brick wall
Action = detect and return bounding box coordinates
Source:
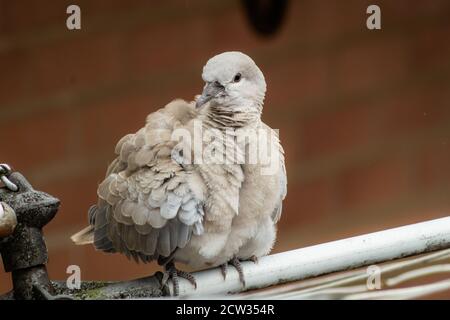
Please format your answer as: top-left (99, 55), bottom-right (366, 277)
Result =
top-left (1, 0), bottom-right (450, 293)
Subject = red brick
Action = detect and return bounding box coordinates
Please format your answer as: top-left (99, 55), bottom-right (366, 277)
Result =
top-left (409, 23), bottom-right (450, 74)
top-left (266, 119), bottom-right (302, 170)
top-left (125, 17), bottom-right (209, 78)
top-left (377, 85), bottom-right (450, 138)
top-left (208, 8), bottom-right (261, 53)
top-left (83, 245), bottom-right (160, 281)
top-left (0, 109), bottom-right (71, 172)
top-left (0, 272), bottom-right (12, 294)
top-left (0, 48), bottom-right (33, 105)
top-left (46, 245), bottom-right (161, 283)
top-left (265, 55), bottom-right (330, 110)
top-left (0, 1), bottom-right (5, 34)
top-left (78, 0), bottom-right (155, 21)
top-left (79, 94), bottom-right (159, 154)
top-left (46, 246), bottom-right (76, 283)
top-left (0, 0), bottom-right (154, 36)
top-left (0, 1), bottom-right (67, 35)
top-left (299, 104), bottom-right (375, 160)
top-left (37, 170), bottom-right (103, 230)
top-left (0, 32), bottom-right (126, 105)
top-left (337, 155), bottom-right (414, 210)
top-left (173, 80), bottom-right (204, 102)
top-left (335, 38), bottom-right (409, 96)
top-left (78, 80), bottom-right (202, 155)
top-left (381, 0), bottom-right (450, 23)
top-left (279, 178), bottom-right (337, 231)
top-left (29, 32), bottom-right (126, 100)
top-left (418, 142), bottom-right (450, 191)
top-left (287, 0), bottom-right (365, 45)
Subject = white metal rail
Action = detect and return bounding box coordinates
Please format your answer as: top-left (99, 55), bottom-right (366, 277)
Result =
top-left (172, 216), bottom-right (450, 297)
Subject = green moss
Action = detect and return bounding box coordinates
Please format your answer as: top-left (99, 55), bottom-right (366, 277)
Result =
top-left (52, 280), bottom-right (110, 300)
top-left (73, 287), bottom-right (106, 300)
top-left (51, 278), bottom-right (163, 299)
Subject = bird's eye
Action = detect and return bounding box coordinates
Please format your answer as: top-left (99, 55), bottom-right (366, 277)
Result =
top-left (233, 73), bottom-right (242, 83)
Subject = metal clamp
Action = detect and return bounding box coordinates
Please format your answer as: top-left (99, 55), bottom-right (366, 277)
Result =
top-left (0, 167), bottom-right (62, 300)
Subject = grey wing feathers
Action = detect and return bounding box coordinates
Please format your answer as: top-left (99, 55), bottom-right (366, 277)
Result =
top-left (272, 142), bottom-right (287, 223)
top-left (89, 100), bottom-right (204, 263)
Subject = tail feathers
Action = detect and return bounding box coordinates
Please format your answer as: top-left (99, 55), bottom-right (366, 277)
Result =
top-left (71, 225), bottom-right (95, 245)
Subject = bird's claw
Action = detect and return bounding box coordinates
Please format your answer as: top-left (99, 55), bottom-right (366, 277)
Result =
top-left (229, 257), bottom-right (246, 287)
top-left (220, 263), bottom-right (228, 280)
top-left (162, 262), bottom-right (197, 296)
top-left (220, 256), bottom-right (258, 287)
top-left (249, 255), bottom-right (258, 264)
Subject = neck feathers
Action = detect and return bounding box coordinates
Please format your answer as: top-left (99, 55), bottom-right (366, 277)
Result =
top-left (200, 102), bottom-right (262, 129)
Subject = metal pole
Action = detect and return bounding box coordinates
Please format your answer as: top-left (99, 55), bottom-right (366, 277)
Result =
top-left (172, 216), bottom-right (450, 297)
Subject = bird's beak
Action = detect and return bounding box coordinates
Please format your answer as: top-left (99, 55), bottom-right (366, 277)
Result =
top-left (196, 82), bottom-right (224, 108)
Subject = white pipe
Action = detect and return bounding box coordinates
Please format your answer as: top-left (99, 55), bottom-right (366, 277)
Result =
top-left (173, 216), bottom-right (450, 297)
top-left (386, 264), bottom-right (450, 287)
top-left (239, 248), bottom-right (450, 300)
top-left (344, 279), bottom-right (450, 300)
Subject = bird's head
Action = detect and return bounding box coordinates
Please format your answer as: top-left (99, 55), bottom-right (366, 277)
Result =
top-left (196, 51), bottom-right (266, 111)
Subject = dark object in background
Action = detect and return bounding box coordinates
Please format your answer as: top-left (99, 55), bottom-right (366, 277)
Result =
top-left (0, 172), bottom-right (61, 300)
top-left (241, 0), bottom-right (289, 36)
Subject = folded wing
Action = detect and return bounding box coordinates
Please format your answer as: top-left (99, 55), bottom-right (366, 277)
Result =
top-left (90, 100), bottom-right (205, 263)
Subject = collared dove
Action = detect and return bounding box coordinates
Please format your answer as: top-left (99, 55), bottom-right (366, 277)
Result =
top-left (71, 51), bottom-right (287, 295)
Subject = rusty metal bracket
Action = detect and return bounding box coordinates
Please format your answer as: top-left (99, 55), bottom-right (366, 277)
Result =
top-left (0, 171), bottom-right (68, 299)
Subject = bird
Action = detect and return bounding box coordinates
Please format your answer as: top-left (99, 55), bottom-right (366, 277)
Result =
top-left (71, 51), bottom-right (287, 295)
